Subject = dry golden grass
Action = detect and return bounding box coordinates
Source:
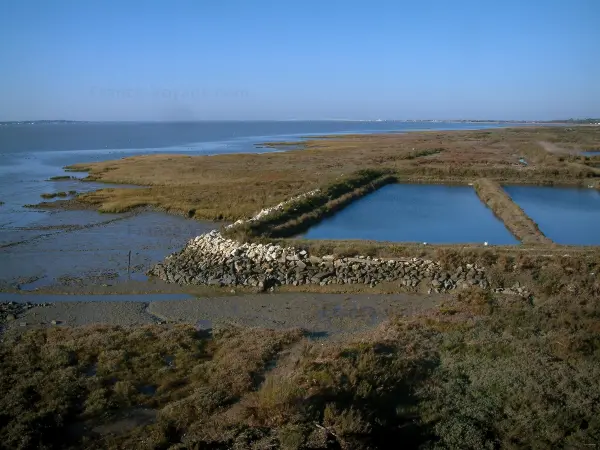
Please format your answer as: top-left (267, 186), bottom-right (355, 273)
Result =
top-left (68, 127), bottom-right (600, 220)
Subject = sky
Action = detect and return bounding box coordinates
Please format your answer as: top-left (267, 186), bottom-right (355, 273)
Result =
top-left (0, 0), bottom-right (599, 121)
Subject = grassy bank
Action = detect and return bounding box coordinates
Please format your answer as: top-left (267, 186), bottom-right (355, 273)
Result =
top-left (2, 286), bottom-right (598, 449)
top-left (224, 169), bottom-right (395, 240)
top-left (472, 178), bottom-right (552, 245)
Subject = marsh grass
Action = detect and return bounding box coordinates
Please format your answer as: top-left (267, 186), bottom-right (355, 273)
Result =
top-left (0, 324), bottom-right (303, 450)
top-left (2, 281), bottom-right (599, 449)
top-left (67, 127), bottom-right (600, 220)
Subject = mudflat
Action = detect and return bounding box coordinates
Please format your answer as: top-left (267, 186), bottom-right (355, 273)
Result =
top-left (1, 292), bottom-right (443, 339)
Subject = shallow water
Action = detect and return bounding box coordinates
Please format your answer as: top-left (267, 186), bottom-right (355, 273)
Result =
top-left (303, 184), bottom-right (518, 244)
top-left (504, 186), bottom-right (600, 245)
top-left (0, 211), bottom-right (217, 290)
top-left (581, 151), bottom-right (600, 156)
top-left (0, 292), bottom-right (193, 303)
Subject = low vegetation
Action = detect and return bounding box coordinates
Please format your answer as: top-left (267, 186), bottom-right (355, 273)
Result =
top-left (66, 127), bottom-right (600, 220)
top-left (0, 325), bottom-right (304, 450)
top-left (2, 284), bottom-right (599, 449)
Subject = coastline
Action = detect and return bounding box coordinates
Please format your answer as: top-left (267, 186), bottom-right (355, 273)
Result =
top-left (5, 125), bottom-right (599, 295)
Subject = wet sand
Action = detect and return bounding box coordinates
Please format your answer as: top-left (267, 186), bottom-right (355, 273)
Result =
top-left (0, 210), bottom-right (219, 291)
top-left (1, 292), bottom-right (444, 339)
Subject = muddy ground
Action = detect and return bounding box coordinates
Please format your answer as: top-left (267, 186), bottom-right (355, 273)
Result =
top-left (0, 292), bottom-right (443, 340)
top-left (0, 209), bottom-right (218, 291)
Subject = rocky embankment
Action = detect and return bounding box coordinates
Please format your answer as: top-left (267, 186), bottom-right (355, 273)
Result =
top-left (149, 231), bottom-right (490, 293)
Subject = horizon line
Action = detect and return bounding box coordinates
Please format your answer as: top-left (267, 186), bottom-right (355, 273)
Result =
top-left (2, 118), bottom-right (598, 124)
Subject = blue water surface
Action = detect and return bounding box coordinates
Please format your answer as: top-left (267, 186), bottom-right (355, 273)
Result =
top-left (504, 186), bottom-right (600, 245)
top-left (304, 184), bottom-right (518, 244)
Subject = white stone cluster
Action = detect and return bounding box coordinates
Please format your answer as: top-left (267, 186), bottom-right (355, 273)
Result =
top-left (179, 229), bottom-right (301, 262)
top-left (155, 229), bottom-right (496, 293)
top-left (226, 189), bottom-right (321, 229)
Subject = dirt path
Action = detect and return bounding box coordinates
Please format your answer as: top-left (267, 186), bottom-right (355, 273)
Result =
top-left (2, 292), bottom-right (444, 339)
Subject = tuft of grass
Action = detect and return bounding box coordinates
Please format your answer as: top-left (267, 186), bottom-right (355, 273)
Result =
top-left (47, 175), bottom-right (75, 181)
top-left (40, 191), bottom-right (69, 199)
top-left (404, 147), bottom-right (445, 160)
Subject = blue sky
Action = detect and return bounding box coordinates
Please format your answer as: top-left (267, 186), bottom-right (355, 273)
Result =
top-left (0, 0), bottom-right (598, 121)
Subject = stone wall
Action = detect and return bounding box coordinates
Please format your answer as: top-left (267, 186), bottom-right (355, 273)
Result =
top-left (149, 230), bottom-right (490, 293)
top-left (150, 186), bottom-right (529, 297)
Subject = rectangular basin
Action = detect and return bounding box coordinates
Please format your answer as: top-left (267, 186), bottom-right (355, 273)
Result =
top-left (303, 184), bottom-right (518, 244)
top-left (504, 185), bottom-right (600, 245)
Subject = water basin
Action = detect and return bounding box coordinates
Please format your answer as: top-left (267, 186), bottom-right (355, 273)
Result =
top-left (303, 184), bottom-right (518, 244)
top-left (504, 186), bottom-right (600, 245)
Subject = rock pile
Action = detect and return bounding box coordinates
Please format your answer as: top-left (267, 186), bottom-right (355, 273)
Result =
top-left (149, 230), bottom-right (490, 292)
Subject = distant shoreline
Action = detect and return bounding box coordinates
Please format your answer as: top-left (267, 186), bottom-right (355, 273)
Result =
top-left (0, 118), bottom-right (596, 126)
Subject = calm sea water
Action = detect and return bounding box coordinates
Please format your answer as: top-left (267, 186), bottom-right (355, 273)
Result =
top-left (304, 184), bottom-right (518, 244)
top-left (504, 186), bottom-right (600, 245)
